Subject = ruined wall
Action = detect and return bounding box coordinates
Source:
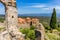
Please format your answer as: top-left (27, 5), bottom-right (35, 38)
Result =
top-left (35, 23), bottom-right (45, 40)
top-left (0, 0), bottom-right (23, 40)
top-left (0, 0), bottom-right (45, 40)
top-left (0, 0), bottom-right (18, 33)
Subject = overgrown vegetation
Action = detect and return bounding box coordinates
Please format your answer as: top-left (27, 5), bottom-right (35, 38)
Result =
top-left (45, 33), bottom-right (60, 40)
top-left (42, 8), bottom-right (60, 40)
top-left (0, 27), bottom-right (4, 31)
top-left (19, 25), bottom-right (35, 40)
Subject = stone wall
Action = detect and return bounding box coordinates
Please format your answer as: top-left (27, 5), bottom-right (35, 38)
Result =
top-left (35, 23), bottom-right (45, 40)
top-left (0, 0), bottom-right (25, 40)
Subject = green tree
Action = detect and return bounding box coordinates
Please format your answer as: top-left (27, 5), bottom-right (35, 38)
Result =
top-left (19, 27), bottom-right (35, 40)
top-left (27, 30), bottom-right (35, 40)
top-left (50, 8), bottom-right (57, 30)
top-left (30, 25), bottom-right (35, 30)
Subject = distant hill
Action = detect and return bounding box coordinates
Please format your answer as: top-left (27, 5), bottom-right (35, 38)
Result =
top-left (0, 13), bottom-right (60, 18)
top-left (0, 14), bottom-right (5, 17)
top-left (18, 13), bottom-right (60, 18)
top-left (18, 13), bottom-right (60, 24)
top-left (18, 13), bottom-right (52, 17)
top-left (0, 14), bottom-right (60, 24)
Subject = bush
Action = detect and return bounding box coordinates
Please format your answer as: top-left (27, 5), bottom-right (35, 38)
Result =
top-left (56, 28), bottom-right (60, 31)
top-left (19, 28), bottom-right (29, 34)
top-left (27, 30), bottom-right (35, 40)
top-left (30, 25), bottom-right (35, 30)
top-left (0, 27), bottom-right (4, 31)
top-left (45, 33), bottom-right (60, 40)
top-left (0, 18), bottom-right (4, 23)
top-left (19, 28), bottom-right (35, 40)
top-left (42, 22), bottom-right (51, 30)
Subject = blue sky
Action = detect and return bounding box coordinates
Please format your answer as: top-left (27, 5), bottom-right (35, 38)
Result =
top-left (0, 0), bottom-right (60, 14)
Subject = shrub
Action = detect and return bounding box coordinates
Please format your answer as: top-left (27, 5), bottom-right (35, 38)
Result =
top-left (0, 27), bottom-right (4, 31)
top-left (19, 28), bottom-right (35, 40)
top-left (46, 33), bottom-right (60, 40)
top-left (27, 30), bottom-right (35, 40)
top-left (0, 18), bottom-right (4, 23)
top-left (42, 22), bottom-right (51, 30)
top-left (30, 25), bottom-right (35, 30)
top-left (56, 28), bottom-right (60, 31)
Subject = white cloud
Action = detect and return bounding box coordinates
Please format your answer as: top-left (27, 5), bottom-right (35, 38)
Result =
top-left (31, 4), bottom-right (46, 8)
top-left (29, 4), bottom-right (60, 10)
top-left (42, 8), bottom-right (51, 10)
top-left (55, 6), bottom-right (60, 10)
top-left (47, 6), bottom-right (60, 10)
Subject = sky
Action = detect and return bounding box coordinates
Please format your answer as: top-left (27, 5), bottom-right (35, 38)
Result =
top-left (0, 0), bottom-right (60, 14)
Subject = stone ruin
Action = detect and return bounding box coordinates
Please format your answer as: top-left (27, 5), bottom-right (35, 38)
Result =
top-left (0, 0), bottom-right (45, 40)
top-left (0, 0), bottom-right (25, 40)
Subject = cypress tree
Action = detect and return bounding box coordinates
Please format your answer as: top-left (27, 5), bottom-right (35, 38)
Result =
top-left (50, 8), bottom-right (57, 30)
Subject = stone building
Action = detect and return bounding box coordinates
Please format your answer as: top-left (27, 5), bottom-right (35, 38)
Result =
top-left (18, 18), bottom-right (26, 24)
top-left (25, 17), bottom-right (31, 24)
top-left (18, 17), bottom-right (30, 28)
top-left (18, 17), bottom-right (39, 28)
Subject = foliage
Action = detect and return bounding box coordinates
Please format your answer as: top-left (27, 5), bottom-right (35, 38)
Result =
top-left (19, 27), bottom-right (35, 40)
top-left (0, 27), bottom-right (4, 31)
top-left (58, 24), bottom-right (60, 27)
top-left (56, 28), bottom-right (60, 31)
top-left (30, 25), bottom-right (35, 30)
top-left (27, 30), bottom-right (35, 40)
top-left (26, 38), bottom-right (30, 40)
top-left (45, 33), bottom-right (60, 40)
top-left (0, 17), bottom-right (4, 23)
top-left (19, 28), bottom-right (29, 35)
top-left (50, 8), bottom-right (57, 29)
top-left (42, 22), bottom-right (51, 30)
